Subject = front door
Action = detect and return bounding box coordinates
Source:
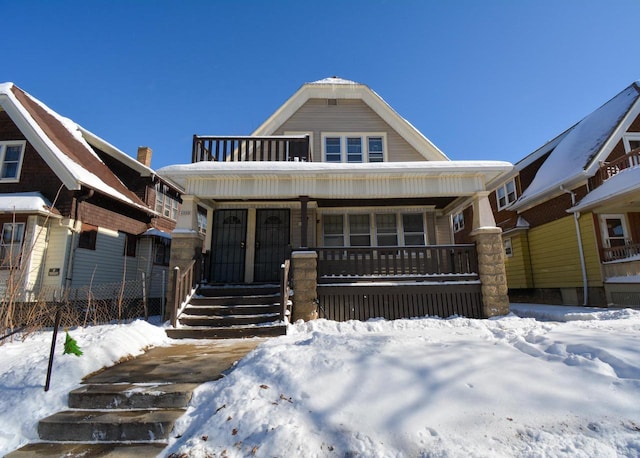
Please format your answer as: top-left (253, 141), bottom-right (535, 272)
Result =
top-left (254, 209), bottom-right (290, 283)
top-left (210, 209), bottom-right (247, 283)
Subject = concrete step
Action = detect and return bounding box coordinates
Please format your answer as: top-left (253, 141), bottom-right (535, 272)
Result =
top-left (5, 442), bottom-right (167, 457)
top-left (68, 383), bottom-right (198, 409)
top-left (184, 303), bottom-right (280, 316)
top-left (179, 312), bottom-right (280, 327)
top-left (167, 323), bottom-right (287, 339)
top-left (38, 408), bottom-right (185, 442)
top-left (190, 293), bottom-right (280, 306)
top-left (198, 284), bottom-right (279, 297)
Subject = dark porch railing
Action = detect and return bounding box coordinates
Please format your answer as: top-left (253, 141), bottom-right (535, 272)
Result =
top-left (314, 245), bottom-right (478, 281)
top-left (192, 135), bottom-right (311, 163)
top-left (603, 242), bottom-right (640, 262)
top-left (590, 148), bottom-right (640, 189)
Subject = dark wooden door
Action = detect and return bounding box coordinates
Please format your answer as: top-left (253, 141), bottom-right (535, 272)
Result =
top-left (254, 209), bottom-right (290, 283)
top-left (210, 209), bottom-right (247, 283)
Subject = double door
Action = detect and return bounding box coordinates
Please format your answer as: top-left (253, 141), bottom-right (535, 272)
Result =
top-left (209, 209), bottom-right (290, 283)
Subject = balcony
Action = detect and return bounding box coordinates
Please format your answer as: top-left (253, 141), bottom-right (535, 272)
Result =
top-left (590, 148), bottom-right (640, 189)
top-left (192, 135), bottom-right (311, 163)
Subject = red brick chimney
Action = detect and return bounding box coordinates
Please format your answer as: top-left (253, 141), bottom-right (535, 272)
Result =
top-left (137, 146), bottom-right (152, 167)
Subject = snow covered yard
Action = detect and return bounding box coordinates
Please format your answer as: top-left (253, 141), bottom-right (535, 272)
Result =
top-left (0, 306), bottom-right (639, 457)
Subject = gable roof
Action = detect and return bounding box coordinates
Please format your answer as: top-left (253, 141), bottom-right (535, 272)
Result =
top-left (0, 82), bottom-right (152, 212)
top-left (252, 76), bottom-right (450, 161)
top-left (510, 82), bottom-right (640, 211)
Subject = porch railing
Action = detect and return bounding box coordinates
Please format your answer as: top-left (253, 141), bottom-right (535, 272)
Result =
top-left (280, 259), bottom-right (291, 322)
top-left (314, 245), bottom-right (478, 281)
top-left (171, 259), bottom-right (199, 327)
top-left (590, 148), bottom-right (640, 189)
top-left (603, 242), bottom-right (640, 262)
top-left (192, 135), bottom-right (311, 163)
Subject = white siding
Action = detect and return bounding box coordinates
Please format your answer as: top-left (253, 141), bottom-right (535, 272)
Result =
top-left (41, 224), bottom-right (71, 289)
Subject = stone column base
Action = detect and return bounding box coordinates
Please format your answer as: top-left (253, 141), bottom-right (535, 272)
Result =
top-left (471, 227), bottom-right (510, 317)
top-left (291, 251), bottom-right (318, 322)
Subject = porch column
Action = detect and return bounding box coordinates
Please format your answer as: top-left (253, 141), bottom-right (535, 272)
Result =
top-left (291, 251), bottom-right (318, 321)
top-left (470, 193), bottom-right (510, 317)
top-left (166, 195), bottom-right (204, 320)
top-left (300, 195), bottom-right (309, 248)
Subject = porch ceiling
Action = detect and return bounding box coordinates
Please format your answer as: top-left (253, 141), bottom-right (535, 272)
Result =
top-left (158, 161), bottom-right (512, 200)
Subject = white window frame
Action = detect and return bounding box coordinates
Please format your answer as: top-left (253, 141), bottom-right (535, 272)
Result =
top-left (599, 214), bottom-right (630, 248)
top-left (155, 188), bottom-right (180, 221)
top-left (622, 133), bottom-right (640, 153)
top-left (0, 141), bottom-right (26, 182)
top-left (453, 211), bottom-right (465, 233)
top-left (503, 237), bottom-right (513, 257)
top-left (496, 178), bottom-right (518, 210)
top-left (321, 133), bottom-right (387, 163)
top-left (321, 210), bottom-right (427, 247)
top-left (0, 222), bottom-right (26, 268)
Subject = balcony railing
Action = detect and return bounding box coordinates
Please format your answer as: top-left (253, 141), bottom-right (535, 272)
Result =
top-left (192, 135), bottom-right (311, 163)
top-left (314, 245), bottom-right (478, 282)
top-left (603, 242), bottom-right (640, 262)
top-left (590, 148), bottom-right (640, 189)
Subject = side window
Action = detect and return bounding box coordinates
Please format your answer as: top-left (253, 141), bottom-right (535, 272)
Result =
top-left (154, 239), bottom-right (171, 266)
top-left (503, 237), bottom-right (513, 257)
top-left (0, 222), bottom-right (25, 268)
top-left (497, 179), bottom-right (518, 210)
top-left (453, 211), bottom-right (465, 233)
top-left (123, 232), bottom-right (137, 257)
top-left (0, 141), bottom-right (26, 181)
top-left (78, 224), bottom-right (97, 250)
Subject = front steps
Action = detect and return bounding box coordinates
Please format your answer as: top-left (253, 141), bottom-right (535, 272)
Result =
top-left (7, 382), bottom-right (197, 456)
top-left (166, 284), bottom-right (288, 339)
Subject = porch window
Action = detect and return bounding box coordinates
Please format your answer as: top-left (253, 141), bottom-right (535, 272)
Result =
top-left (375, 214), bottom-right (398, 246)
top-left (496, 179), bottom-right (517, 210)
top-left (453, 211), bottom-right (465, 233)
top-left (0, 141), bottom-right (26, 181)
top-left (349, 215), bottom-right (371, 246)
top-left (402, 213), bottom-right (426, 245)
top-left (322, 215), bottom-right (344, 246)
top-left (78, 224), bottom-right (97, 250)
top-left (0, 222), bottom-right (25, 268)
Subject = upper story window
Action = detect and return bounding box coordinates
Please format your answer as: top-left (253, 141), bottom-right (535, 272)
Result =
top-left (155, 183), bottom-right (180, 220)
top-left (0, 141), bottom-right (26, 182)
top-left (322, 133), bottom-right (386, 163)
top-left (496, 179), bottom-right (518, 210)
top-left (623, 133), bottom-right (640, 152)
top-left (0, 222), bottom-right (25, 268)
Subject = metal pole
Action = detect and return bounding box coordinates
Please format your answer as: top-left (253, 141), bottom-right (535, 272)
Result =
top-left (44, 307), bottom-right (63, 392)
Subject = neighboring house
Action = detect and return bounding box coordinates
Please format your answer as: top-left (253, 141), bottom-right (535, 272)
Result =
top-left (159, 77), bottom-right (512, 332)
top-left (454, 82), bottom-right (640, 307)
top-left (0, 82), bottom-right (183, 308)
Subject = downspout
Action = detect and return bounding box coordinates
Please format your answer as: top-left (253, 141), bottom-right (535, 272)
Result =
top-left (561, 186), bottom-right (589, 305)
top-left (65, 189), bottom-right (94, 288)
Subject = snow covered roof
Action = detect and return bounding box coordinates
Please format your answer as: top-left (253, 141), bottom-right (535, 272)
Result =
top-left (0, 82), bottom-right (155, 213)
top-left (0, 192), bottom-right (60, 216)
top-left (251, 76), bottom-right (450, 161)
top-left (510, 83), bottom-right (640, 211)
top-left (568, 166), bottom-right (640, 213)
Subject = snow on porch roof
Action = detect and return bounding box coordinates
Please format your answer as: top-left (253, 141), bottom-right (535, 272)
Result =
top-left (568, 166), bottom-right (640, 213)
top-left (0, 192), bottom-right (60, 216)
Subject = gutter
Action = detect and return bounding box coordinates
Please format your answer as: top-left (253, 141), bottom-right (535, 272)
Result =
top-left (561, 186), bottom-right (589, 306)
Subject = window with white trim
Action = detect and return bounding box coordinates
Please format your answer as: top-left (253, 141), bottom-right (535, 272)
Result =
top-left (623, 133), bottom-right (640, 152)
top-left (0, 141), bottom-right (26, 181)
top-left (322, 134), bottom-right (386, 162)
top-left (155, 183), bottom-right (180, 220)
top-left (321, 212), bottom-right (427, 247)
top-left (453, 211), bottom-right (465, 233)
top-left (0, 222), bottom-right (25, 268)
top-left (496, 179), bottom-right (517, 210)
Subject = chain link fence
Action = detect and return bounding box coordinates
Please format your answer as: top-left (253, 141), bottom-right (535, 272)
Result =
top-left (1, 274), bottom-right (168, 343)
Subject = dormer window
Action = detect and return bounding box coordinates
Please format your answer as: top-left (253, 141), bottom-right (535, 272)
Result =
top-left (322, 133), bottom-right (386, 163)
top-left (0, 141), bottom-right (26, 181)
top-left (496, 179), bottom-right (518, 210)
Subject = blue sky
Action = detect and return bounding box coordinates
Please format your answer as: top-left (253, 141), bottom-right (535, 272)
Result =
top-left (4, 0), bottom-right (640, 169)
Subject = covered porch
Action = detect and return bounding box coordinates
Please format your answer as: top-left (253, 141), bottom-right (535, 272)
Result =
top-left (159, 156), bottom-right (512, 322)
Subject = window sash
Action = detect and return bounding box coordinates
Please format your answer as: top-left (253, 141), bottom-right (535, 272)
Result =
top-left (0, 142), bottom-right (25, 180)
top-left (346, 137), bottom-right (363, 163)
top-left (324, 137), bottom-right (342, 162)
top-left (0, 222), bottom-right (25, 267)
top-left (368, 137), bottom-right (384, 162)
